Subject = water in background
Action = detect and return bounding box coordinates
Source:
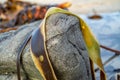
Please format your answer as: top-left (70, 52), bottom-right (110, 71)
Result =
top-left (80, 12), bottom-right (120, 79)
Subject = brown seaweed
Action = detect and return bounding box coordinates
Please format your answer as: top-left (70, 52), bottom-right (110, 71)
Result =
top-left (0, 0), bottom-right (71, 33)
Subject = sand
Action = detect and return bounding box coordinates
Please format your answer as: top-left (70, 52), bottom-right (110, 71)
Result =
top-left (1, 0), bottom-right (120, 14)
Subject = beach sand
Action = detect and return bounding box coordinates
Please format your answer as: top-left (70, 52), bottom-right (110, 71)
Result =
top-left (1, 0), bottom-right (120, 14)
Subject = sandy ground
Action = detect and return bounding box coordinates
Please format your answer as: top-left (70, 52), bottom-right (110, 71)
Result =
top-left (1, 0), bottom-right (120, 14)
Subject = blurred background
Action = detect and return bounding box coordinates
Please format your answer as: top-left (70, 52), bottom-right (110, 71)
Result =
top-left (1, 0), bottom-right (120, 14)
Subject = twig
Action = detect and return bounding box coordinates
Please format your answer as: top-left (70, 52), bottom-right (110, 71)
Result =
top-left (95, 45), bottom-right (120, 72)
top-left (100, 45), bottom-right (120, 54)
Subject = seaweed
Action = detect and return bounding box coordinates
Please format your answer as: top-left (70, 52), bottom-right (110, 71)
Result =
top-left (0, 0), bottom-right (71, 33)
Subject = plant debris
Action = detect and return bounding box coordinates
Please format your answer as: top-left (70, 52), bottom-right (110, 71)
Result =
top-left (0, 0), bottom-right (71, 33)
top-left (88, 14), bottom-right (102, 19)
top-left (88, 9), bottom-right (102, 20)
top-left (0, 27), bottom-right (17, 33)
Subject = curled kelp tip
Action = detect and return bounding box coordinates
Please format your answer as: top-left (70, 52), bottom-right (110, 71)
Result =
top-left (45, 7), bottom-right (106, 80)
top-left (16, 7), bottom-right (106, 80)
